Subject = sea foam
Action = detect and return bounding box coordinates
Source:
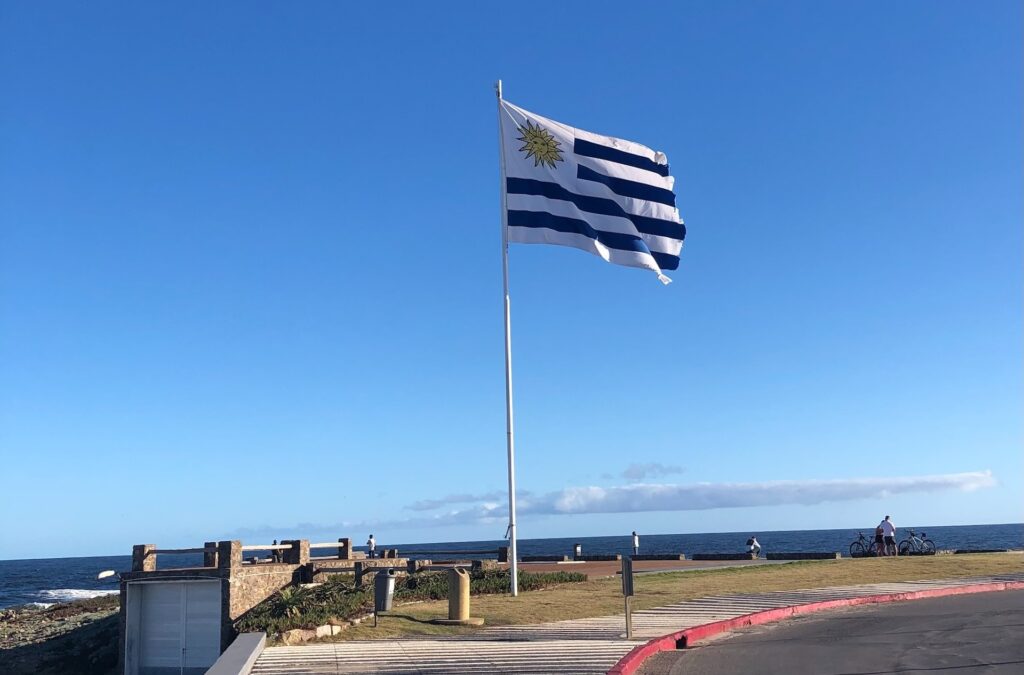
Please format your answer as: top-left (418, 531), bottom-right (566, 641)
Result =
top-left (36, 588), bottom-right (119, 603)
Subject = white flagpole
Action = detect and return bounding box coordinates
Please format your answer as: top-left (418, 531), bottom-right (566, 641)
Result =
top-left (495, 79), bottom-right (518, 596)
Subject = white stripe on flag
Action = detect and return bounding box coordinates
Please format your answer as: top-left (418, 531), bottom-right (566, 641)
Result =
top-left (507, 193), bottom-right (682, 256)
top-left (507, 227), bottom-right (663, 275)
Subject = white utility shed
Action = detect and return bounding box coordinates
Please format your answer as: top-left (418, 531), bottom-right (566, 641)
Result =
top-left (123, 579), bottom-right (222, 675)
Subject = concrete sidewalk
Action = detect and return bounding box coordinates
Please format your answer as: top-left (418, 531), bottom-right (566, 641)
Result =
top-left (251, 572), bottom-right (1024, 674)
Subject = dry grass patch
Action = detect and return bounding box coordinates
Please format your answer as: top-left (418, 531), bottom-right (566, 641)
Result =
top-left (328, 553), bottom-right (1023, 641)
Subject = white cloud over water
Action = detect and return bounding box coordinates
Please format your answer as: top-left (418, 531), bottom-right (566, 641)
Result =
top-left (232, 471), bottom-right (995, 538)
top-left (405, 490), bottom-right (531, 511)
top-left (520, 471), bottom-right (996, 516)
top-left (621, 462), bottom-right (686, 481)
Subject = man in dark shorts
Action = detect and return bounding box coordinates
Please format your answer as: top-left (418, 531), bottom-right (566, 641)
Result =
top-left (874, 527), bottom-right (885, 555)
top-left (879, 515), bottom-right (897, 556)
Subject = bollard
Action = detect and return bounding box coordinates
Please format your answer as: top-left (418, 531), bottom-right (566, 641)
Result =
top-left (431, 567), bottom-right (484, 625)
top-left (449, 568), bottom-right (469, 621)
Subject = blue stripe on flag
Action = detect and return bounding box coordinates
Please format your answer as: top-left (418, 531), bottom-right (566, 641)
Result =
top-left (577, 165), bottom-right (676, 207)
top-left (507, 210), bottom-right (652, 255)
top-left (651, 250), bottom-right (680, 271)
top-left (506, 178), bottom-right (685, 241)
top-left (573, 138), bottom-right (670, 177)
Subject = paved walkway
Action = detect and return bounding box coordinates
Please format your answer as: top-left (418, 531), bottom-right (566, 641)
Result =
top-left (251, 572), bottom-right (1024, 674)
top-left (638, 589), bottom-right (1024, 674)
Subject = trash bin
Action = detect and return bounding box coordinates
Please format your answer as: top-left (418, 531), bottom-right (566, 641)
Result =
top-left (573, 543), bottom-right (582, 559)
top-left (374, 569), bottom-right (396, 613)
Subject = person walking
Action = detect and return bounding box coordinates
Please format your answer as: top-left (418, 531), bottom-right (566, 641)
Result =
top-left (631, 531), bottom-right (640, 556)
top-left (879, 516), bottom-right (897, 556)
top-left (747, 535), bottom-right (761, 558)
top-left (366, 534), bottom-right (376, 559)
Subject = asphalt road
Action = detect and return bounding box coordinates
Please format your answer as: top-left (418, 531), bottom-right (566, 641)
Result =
top-left (639, 589), bottom-right (1024, 674)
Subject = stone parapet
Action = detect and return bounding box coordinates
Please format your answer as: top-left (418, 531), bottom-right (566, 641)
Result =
top-left (765, 552), bottom-right (840, 560)
top-left (691, 553), bottom-right (755, 561)
top-left (353, 559), bottom-right (409, 586)
top-left (218, 541), bottom-right (243, 570)
top-left (132, 544), bottom-right (156, 572)
top-left (338, 538), bottom-right (352, 560)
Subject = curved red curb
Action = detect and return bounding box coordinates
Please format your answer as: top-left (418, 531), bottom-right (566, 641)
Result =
top-left (606, 580), bottom-right (1024, 675)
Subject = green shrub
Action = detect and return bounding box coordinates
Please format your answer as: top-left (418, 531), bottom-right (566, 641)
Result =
top-left (235, 569), bottom-right (585, 634)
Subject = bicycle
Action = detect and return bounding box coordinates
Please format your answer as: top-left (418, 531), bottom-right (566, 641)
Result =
top-left (849, 532), bottom-right (878, 557)
top-left (897, 530), bottom-right (935, 556)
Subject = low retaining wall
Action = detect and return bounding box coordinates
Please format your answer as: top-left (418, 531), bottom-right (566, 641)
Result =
top-left (631, 554), bottom-right (686, 561)
top-left (956, 549), bottom-right (1009, 554)
top-left (522, 555), bottom-right (570, 562)
top-left (691, 553), bottom-right (755, 561)
top-left (575, 554), bottom-right (622, 562)
top-left (206, 632), bottom-right (265, 675)
top-left (765, 552), bottom-right (840, 560)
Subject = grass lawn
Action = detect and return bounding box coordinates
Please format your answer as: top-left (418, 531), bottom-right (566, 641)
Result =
top-left (324, 552), bottom-right (1023, 642)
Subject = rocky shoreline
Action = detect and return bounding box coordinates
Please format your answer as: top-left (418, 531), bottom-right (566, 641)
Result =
top-left (0, 595), bottom-right (119, 675)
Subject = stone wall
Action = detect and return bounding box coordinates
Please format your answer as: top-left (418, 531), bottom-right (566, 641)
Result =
top-left (119, 537), bottom-right (376, 668)
top-left (227, 564), bottom-right (302, 622)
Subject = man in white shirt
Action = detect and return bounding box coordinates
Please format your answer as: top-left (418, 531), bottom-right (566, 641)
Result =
top-left (632, 531), bottom-right (640, 556)
top-left (748, 536), bottom-right (761, 558)
top-left (879, 516), bottom-right (897, 556)
top-left (367, 534), bottom-right (376, 559)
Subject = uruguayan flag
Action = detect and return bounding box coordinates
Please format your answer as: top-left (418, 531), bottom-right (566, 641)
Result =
top-left (499, 100), bottom-right (685, 283)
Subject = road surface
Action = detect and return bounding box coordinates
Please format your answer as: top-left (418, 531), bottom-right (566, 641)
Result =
top-left (639, 589), bottom-right (1024, 674)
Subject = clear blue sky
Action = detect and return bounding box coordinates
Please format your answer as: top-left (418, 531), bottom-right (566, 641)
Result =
top-left (1, 1), bottom-right (1020, 560)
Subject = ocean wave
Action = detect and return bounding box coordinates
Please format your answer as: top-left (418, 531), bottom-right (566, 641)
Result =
top-left (36, 589), bottom-right (119, 603)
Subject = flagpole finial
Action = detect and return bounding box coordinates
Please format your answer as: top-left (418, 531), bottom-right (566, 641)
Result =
top-left (495, 79), bottom-right (503, 100)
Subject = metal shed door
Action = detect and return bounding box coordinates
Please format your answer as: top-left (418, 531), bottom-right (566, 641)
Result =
top-left (138, 581), bottom-right (221, 675)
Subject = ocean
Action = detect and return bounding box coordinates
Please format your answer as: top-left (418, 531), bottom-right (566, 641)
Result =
top-left (1, 523), bottom-right (1020, 610)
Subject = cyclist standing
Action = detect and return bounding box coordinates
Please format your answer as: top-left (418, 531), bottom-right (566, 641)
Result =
top-left (878, 515), bottom-right (897, 556)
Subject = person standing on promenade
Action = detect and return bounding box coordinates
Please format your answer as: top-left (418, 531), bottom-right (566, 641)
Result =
top-left (747, 536), bottom-right (761, 558)
top-left (367, 534), bottom-right (376, 559)
top-left (879, 516), bottom-right (897, 556)
top-left (632, 531), bottom-right (640, 556)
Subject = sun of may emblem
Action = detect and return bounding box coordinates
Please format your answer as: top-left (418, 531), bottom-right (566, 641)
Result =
top-left (517, 119), bottom-right (563, 168)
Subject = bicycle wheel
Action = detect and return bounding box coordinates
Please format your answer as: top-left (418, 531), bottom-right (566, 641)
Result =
top-left (922, 539), bottom-right (936, 554)
top-left (850, 542), bottom-right (865, 557)
top-left (898, 540), bottom-right (911, 556)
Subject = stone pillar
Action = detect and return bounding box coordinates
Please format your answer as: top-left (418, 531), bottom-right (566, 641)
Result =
top-left (283, 540), bottom-right (310, 565)
top-left (203, 542), bottom-right (218, 567)
top-left (132, 544), bottom-right (156, 572)
top-left (354, 561), bottom-right (365, 587)
top-left (217, 540), bottom-right (242, 570)
top-left (472, 559), bottom-right (498, 573)
top-left (408, 559), bottom-right (431, 574)
top-left (338, 538), bottom-right (352, 560)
